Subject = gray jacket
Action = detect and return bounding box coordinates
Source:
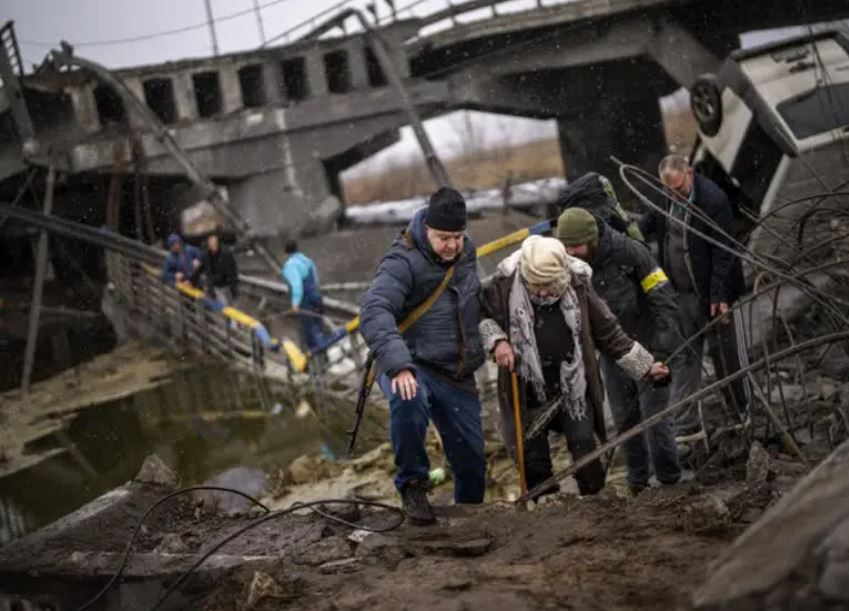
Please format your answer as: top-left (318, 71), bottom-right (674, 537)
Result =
top-left (360, 209), bottom-right (485, 381)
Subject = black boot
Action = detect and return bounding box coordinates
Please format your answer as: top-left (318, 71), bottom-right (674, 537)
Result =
top-left (574, 458), bottom-right (606, 496)
top-left (401, 480), bottom-right (436, 526)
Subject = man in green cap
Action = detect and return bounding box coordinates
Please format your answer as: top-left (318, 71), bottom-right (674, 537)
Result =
top-left (557, 207), bottom-right (685, 493)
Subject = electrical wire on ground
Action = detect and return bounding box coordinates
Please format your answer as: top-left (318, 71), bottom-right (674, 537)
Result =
top-left (148, 498), bottom-right (404, 611)
top-left (77, 486), bottom-right (271, 611)
top-left (74, 484), bottom-right (403, 611)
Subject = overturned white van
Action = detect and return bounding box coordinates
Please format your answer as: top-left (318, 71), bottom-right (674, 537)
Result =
top-left (689, 29), bottom-right (849, 246)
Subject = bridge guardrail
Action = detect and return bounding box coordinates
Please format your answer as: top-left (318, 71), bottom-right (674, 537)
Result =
top-left (110, 253), bottom-right (292, 374)
top-left (108, 252), bottom-right (371, 392)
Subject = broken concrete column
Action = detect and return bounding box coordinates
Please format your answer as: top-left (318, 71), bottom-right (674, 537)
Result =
top-left (262, 62), bottom-right (284, 104)
top-left (558, 93), bottom-right (666, 186)
top-left (694, 437), bottom-right (849, 609)
top-left (218, 65), bottom-right (243, 114)
top-left (172, 72), bottom-right (198, 121)
top-left (304, 51), bottom-right (329, 98)
top-left (122, 77), bottom-right (152, 132)
top-left (68, 82), bottom-right (101, 134)
top-left (347, 40), bottom-right (369, 90)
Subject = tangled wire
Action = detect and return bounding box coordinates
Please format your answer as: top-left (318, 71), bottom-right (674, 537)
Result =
top-left (76, 487), bottom-right (404, 611)
top-left (519, 158), bottom-right (849, 501)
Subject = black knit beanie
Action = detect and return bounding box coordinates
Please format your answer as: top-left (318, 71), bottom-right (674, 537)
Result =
top-left (424, 187), bottom-right (467, 232)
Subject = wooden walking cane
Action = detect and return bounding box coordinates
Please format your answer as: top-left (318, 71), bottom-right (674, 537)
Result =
top-left (510, 371), bottom-right (528, 496)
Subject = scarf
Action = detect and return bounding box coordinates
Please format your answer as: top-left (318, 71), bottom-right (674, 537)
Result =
top-left (507, 271), bottom-right (588, 422)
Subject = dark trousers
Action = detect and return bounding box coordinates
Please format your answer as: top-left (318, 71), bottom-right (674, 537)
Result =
top-left (379, 368), bottom-right (486, 504)
top-left (671, 292), bottom-right (750, 433)
top-left (600, 354), bottom-right (681, 488)
top-left (298, 308), bottom-right (327, 353)
top-left (523, 402), bottom-right (605, 496)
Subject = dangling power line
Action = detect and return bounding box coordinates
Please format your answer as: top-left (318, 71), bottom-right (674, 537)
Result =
top-left (19, 0), bottom-right (294, 48)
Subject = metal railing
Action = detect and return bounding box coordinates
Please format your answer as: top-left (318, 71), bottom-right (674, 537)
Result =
top-left (109, 253), bottom-right (281, 373)
top-left (107, 250), bottom-right (371, 393)
top-left (261, 0), bottom-right (571, 47)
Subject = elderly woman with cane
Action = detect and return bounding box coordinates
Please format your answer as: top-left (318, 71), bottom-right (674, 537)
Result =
top-left (479, 236), bottom-right (669, 499)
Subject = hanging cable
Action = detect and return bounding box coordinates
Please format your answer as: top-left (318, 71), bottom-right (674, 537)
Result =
top-left (21, 0), bottom-right (296, 48)
top-left (617, 161), bottom-right (849, 329)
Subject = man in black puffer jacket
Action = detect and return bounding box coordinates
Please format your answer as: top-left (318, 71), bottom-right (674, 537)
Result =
top-left (197, 231), bottom-right (239, 305)
top-left (360, 187), bottom-right (486, 525)
top-left (558, 207), bottom-right (683, 493)
top-left (639, 154), bottom-right (749, 436)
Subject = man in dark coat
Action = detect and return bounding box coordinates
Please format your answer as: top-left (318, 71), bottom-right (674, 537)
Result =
top-left (479, 235), bottom-right (669, 499)
top-left (640, 154), bottom-right (749, 435)
top-left (360, 187), bottom-right (486, 525)
top-left (161, 233), bottom-right (201, 286)
top-left (557, 207), bottom-right (683, 493)
top-left (197, 232), bottom-right (239, 306)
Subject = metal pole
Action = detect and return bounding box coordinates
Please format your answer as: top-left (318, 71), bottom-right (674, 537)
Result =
top-left (251, 0), bottom-right (267, 45)
top-left (203, 0), bottom-right (220, 56)
top-left (21, 164), bottom-right (56, 393)
top-left (0, 23), bottom-right (35, 141)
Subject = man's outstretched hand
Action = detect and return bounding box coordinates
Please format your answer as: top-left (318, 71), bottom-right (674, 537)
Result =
top-left (391, 369), bottom-right (418, 401)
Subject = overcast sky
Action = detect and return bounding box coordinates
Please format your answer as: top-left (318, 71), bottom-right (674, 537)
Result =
top-left (5, 1), bottom-right (842, 178)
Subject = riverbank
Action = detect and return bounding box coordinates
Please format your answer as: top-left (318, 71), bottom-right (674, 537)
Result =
top-left (0, 341), bottom-right (180, 479)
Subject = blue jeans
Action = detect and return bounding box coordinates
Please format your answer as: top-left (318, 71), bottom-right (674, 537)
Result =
top-left (299, 310), bottom-right (327, 352)
top-left (600, 354), bottom-right (681, 488)
top-left (379, 367), bottom-right (486, 504)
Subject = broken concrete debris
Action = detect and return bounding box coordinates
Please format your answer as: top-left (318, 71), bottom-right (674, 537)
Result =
top-left (155, 532), bottom-right (190, 555)
top-left (240, 570), bottom-right (288, 611)
top-left (694, 437), bottom-right (849, 609)
top-left (135, 454), bottom-right (180, 487)
top-left (296, 535), bottom-right (354, 567)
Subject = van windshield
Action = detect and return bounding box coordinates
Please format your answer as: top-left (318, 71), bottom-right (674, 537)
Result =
top-left (777, 82), bottom-right (849, 140)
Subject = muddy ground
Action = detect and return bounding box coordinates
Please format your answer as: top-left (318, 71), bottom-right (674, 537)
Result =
top-left (2, 439), bottom-right (806, 611)
top-left (3, 402), bottom-right (835, 610)
top-left (2, 343), bottom-right (848, 609)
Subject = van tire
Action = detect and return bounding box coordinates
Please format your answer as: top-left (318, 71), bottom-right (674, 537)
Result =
top-left (691, 74), bottom-right (722, 137)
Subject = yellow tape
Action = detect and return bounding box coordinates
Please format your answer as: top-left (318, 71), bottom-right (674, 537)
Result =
top-left (176, 282), bottom-right (204, 299)
top-left (222, 306), bottom-right (259, 329)
top-left (142, 221), bottom-right (544, 372)
top-left (640, 268), bottom-right (669, 293)
top-left (283, 339), bottom-right (308, 372)
top-left (475, 227), bottom-right (530, 259)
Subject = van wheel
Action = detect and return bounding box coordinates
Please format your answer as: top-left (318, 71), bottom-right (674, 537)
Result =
top-left (690, 74), bottom-right (722, 137)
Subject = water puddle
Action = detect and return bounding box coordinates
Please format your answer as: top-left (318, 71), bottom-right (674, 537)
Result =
top-left (0, 364), bottom-right (360, 545)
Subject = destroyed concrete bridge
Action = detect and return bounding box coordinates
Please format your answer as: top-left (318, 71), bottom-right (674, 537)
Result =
top-left (1, 0), bottom-right (848, 243)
